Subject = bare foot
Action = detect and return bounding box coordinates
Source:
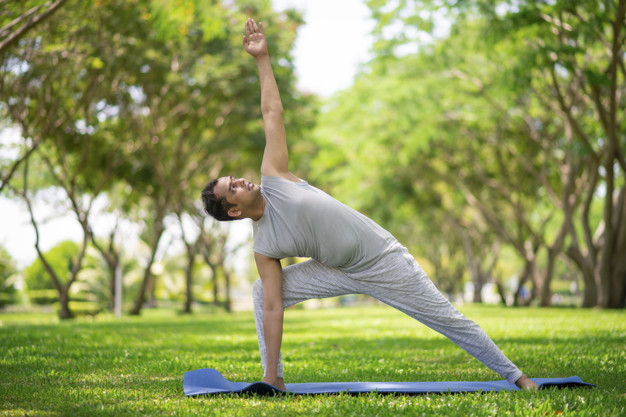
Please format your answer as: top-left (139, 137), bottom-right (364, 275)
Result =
top-left (515, 374), bottom-right (539, 390)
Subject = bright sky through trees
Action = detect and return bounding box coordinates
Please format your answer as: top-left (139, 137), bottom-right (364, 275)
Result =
top-left (0, 0), bottom-right (375, 267)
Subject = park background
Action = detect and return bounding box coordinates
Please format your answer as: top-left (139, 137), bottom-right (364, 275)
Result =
top-left (0, 0), bottom-right (624, 317)
top-left (0, 1), bottom-right (625, 416)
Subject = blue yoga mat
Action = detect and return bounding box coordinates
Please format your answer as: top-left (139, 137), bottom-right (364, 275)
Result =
top-left (183, 368), bottom-right (595, 396)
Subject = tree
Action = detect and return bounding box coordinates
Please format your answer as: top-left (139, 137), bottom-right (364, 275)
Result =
top-left (1, 0), bottom-right (314, 316)
top-left (0, 0), bottom-right (70, 193)
top-left (119, 3), bottom-right (309, 315)
top-left (0, 244), bottom-right (17, 307)
top-left (198, 220), bottom-right (237, 311)
top-left (321, 0), bottom-right (625, 308)
top-left (89, 207), bottom-right (123, 312)
top-left (1, 0), bottom-right (142, 317)
top-left (0, 0), bottom-right (68, 55)
top-left (445, 0), bottom-right (626, 307)
top-left (22, 238), bottom-right (83, 315)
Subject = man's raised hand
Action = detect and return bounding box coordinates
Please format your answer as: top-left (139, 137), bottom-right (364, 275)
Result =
top-left (243, 18), bottom-right (268, 57)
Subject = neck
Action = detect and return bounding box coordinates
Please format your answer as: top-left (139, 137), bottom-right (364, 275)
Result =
top-left (248, 194), bottom-right (266, 222)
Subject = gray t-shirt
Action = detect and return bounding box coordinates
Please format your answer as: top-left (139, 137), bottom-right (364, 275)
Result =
top-left (252, 176), bottom-right (397, 272)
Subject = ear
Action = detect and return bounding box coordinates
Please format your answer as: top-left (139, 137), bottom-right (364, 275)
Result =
top-left (227, 207), bottom-right (242, 218)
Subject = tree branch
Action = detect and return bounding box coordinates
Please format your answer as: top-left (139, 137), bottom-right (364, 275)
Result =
top-left (0, 2), bottom-right (46, 38)
top-left (547, 65), bottom-right (600, 164)
top-left (19, 157), bottom-right (64, 293)
top-left (0, 138), bottom-right (41, 193)
top-left (0, 0), bottom-right (68, 54)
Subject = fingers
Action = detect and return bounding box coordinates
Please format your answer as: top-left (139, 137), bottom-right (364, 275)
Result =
top-left (245, 18), bottom-right (263, 36)
top-left (243, 18), bottom-right (252, 46)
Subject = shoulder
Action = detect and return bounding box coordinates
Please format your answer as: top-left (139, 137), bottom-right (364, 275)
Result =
top-left (261, 175), bottom-right (307, 193)
top-left (261, 170), bottom-right (305, 184)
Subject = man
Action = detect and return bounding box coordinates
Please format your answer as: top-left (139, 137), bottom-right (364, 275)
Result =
top-left (202, 18), bottom-right (538, 391)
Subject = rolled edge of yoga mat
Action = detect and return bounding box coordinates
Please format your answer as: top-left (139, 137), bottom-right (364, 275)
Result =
top-left (183, 368), bottom-right (596, 397)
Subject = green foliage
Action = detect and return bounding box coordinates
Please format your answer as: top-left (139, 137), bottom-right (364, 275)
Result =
top-left (1, 0), bottom-right (310, 200)
top-left (309, 17), bottom-right (512, 288)
top-left (23, 241), bottom-right (80, 291)
top-left (0, 245), bottom-right (16, 291)
top-left (27, 289), bottom-right (58, 305)
top-left (2, 0), bottom-right (622, 309)
top-left (308, 0), bottom-right (624, 306)
top-left (1, 0), bottom-right (314, 315)
top-left (0, 305), bottom-right (624, 415)
top-left (56, 300), bottom-right (103, 316)
top-left (0, 246), bottom-right (16, 306)
top-left (0, 292), bottom-right (12, 307)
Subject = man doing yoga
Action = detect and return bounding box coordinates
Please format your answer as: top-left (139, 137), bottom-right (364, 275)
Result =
top-left (202, 18), bottom-right (538, 392)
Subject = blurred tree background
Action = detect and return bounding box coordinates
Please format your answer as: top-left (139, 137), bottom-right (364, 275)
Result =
top-left (0, 0), bottom-right (623, 319)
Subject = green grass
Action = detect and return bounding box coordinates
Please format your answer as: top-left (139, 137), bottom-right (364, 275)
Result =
top-left (0, 304), bottom-right (624, 416)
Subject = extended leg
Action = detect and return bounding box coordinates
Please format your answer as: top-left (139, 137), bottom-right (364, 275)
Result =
top-left (349, 245), bottom-right (524, 385)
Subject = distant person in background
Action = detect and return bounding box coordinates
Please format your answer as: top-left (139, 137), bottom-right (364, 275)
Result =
top-left (202, 18), bottom-right (538, 392)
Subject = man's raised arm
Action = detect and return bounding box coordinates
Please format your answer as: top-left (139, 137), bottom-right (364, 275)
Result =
top-left (243, 18), bottom-right (289, 178)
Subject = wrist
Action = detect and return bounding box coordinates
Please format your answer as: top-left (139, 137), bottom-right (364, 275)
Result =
top-left (254, 52), bottom-right (270, 60)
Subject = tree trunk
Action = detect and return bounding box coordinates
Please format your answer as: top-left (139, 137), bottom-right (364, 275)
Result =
top-left (514, 261), bottom-right (531, 307)
top-left (494, 278), bottom-right (508, 306)
top-left (598, 0), bottom-right (626, 307)
top-left (582, 268), bottom-right (598, 308)
top-left (608, 186), bottom-right (626, 308)
top-left (131, 267), bottom-right (151, 315)
top-left (183, 250), bottom-right (194, 313)
top-left (540, 251), bottom-right (556, 307)
top-left (473, 280), bottom-right (483, 304)
top-left (58, 287), bottom-right (74, 319)
top-left (468, 254), bottom-right (484, 304)
top-left (527, 259), bottom-right (540, 306)
top-left (199, 244), bottom-right (221, 307)
top-left (224, 268), bottom-right (232, 312)
top-left (598, 157), bottom-right (616, 308)
top-left (455, 222), bottom-right (483, 303)
top-left (91, 237), bottom-right (120, 312)
top-left (98, 251), bottom-right (119, 311)
top-left (109, 265), bottom-right (116, 310)
top-left (148, 275), bottom-right (157, 307)
top-left (567, 244), bottom-right (598, 307)
top-left (130, 222), bottom-right (164, 315)
top-left (209, 264), bottom-right (220, 307)
top-left (179, 214), bottom-right (201, 314)
top-left (114, 262), bottom-right (122, 318)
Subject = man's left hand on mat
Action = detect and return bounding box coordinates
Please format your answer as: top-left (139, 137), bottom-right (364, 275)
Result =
top-left (263, 376), bottom-right (287, 391)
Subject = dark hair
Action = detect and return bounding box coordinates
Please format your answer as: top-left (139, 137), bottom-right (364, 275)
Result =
top-left (202, 178), bottom-right (237, 221)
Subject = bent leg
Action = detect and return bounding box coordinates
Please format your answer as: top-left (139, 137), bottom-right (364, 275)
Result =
top-left (352, 246), bottom-right (523, 385)
top-left (253, 259), bottom-right (359, 378)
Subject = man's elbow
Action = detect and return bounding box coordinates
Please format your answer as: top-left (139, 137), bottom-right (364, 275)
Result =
top-left (262, 105), bottom-right (283, 118)
top-left (263, 304), bottom-right (284, 313)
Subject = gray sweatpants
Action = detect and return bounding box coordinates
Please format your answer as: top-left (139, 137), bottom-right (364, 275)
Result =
top-left (253, 243), bottom-right (523, 385)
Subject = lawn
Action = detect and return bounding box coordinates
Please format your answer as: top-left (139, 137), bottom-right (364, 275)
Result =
top-left (0, 304), bottom-right (624, 416)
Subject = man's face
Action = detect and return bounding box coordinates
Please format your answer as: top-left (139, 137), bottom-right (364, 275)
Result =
top-left (215, 176), bottom-right (260, 216)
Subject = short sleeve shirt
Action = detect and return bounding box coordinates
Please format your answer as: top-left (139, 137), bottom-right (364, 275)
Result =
top-left (252, 176), bottom-right (397, 272)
